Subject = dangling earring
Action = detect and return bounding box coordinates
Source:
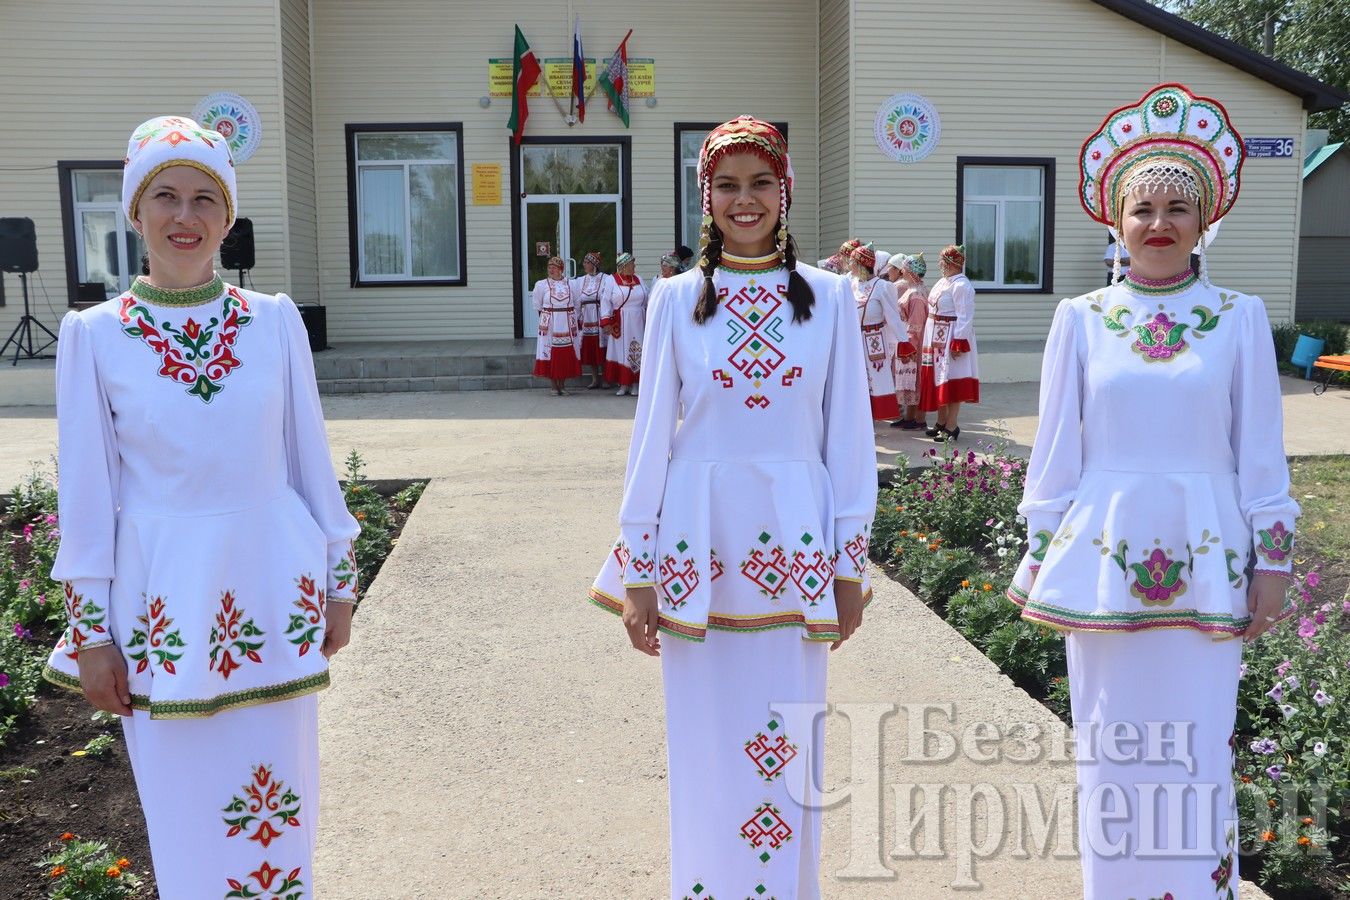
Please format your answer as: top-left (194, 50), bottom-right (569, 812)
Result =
top-left (1197, 239), bottom-right (1210, 288)
top-left (1111, 240), bottom-right (1123, 285)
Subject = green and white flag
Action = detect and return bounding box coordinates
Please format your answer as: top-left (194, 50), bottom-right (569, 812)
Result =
top-left (598, 30), bottom-right (632, 128)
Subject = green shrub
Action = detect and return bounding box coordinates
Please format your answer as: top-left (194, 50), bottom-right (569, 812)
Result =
top-left (0, 622), bottom-right (44, 747)
top-left (341, 451), bottom-right (392, 601)
top-left (1272, 320), bottom-right (1349, 362)
top-left (946, 582), bottom-right (1066, 694)
top-left (38, 835), bottom-right (145, 899)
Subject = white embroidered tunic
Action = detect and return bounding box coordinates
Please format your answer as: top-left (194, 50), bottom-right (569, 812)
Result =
top-left (853, 275), bottom-right (904, 416)
top-left (601, 274), bottom-right (648, 383)
top-left (571, 273), bottom-right (607, 339)
top-left (531, 276), bottom-right (581, 362)
top-left (589, 256), bottom-right (877, 641)
top-left (1009, 275), bottom-right (1299, 636)
top-left (45, 277), bottom-right (360, 717)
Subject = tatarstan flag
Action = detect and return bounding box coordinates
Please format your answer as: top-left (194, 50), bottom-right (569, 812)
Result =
top-left (598, 30), bottom-right (632, 128)
top-left (507, 25), bottom-right (541, 144)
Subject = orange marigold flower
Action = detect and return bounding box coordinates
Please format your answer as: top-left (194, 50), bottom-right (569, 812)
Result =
top-left (117, 858), bottom-right (131, 867)
top-left (1301, 817), bottom-right (1314, 826)
top-left (60, 832), bottom-right (75, 842)
top-left (928, 543), bottom-right (939, 551)
top-left (50, 865), bottom-right (66, 878)
top-left (982, 583), bottom-right (993, 592)
top-left (1241, 775), bottom-right (1252, 783)
top-left (106, 866), bottom-right (122, 878)
top-left (1268, 799), bottom-right (1278, 809)
top-left (917, 534), bottom-right (927, 541)
top-left (1261, 830), bottom-right (1277, 841)
top-left (899, 530), bottom-right (908, 537)
top-left (1297, 836), bottom-right (1312, 847)
top-left (355, 511), bottom-right (366, 521)
top-left (960, 579), bottom-right (971, 588)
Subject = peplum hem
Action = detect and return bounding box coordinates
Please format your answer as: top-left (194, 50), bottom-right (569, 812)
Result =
top-left (587, 584), bottom-right (874, 642)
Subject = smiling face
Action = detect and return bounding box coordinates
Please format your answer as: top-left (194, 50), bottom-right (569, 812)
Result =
top-left (1119, 184), bottom-right (1202, 280)
top-left (708, 151), bottom-right (780, 258)
top-left (660, 263), bottom-right (676, 278)
top-left (132, 165), bottom-right (229, 289)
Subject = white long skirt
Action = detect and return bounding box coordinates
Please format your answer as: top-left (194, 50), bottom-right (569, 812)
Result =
top-left (1067, 628), bottom-right (1242, 899)
top-left (664, 626), bottom-right (828, 900)
top-left (121, 693), bottom-right (319, 896)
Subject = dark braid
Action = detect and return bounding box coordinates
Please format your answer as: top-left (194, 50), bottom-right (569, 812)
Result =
top-left (693, 227), bottom-right (724, 324)
top-left (783, 235), bottom-right (815, 323)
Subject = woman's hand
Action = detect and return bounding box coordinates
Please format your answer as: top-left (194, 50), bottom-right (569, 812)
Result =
top-left (623, 586), bottom-right (661, 656)
top-left (322, 601), bottom-right (355, 659)
top-left (76, 644), bottom-right (132, 716)
top-left (831, 580), bottom-right (865, 651)
top-left (1244, 573), bottom-right (1290, 641)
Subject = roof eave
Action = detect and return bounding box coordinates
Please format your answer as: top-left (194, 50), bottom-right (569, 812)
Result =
top-left (1089, 0), bottom-right (1350, 113)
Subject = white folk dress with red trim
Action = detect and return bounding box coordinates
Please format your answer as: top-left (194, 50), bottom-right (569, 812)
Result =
top-left (588, 255), bottom-right (876, 899)
top-left (572, 272), bottom-right (608, 367)
top-left (894, 284), bottom-right (928, 407)
top-left (532, 276), bottom-right (583, 379)
top-left (918, 273), bottom-right (980, 410)
top-left (601, 274), bottom-right (647, 387)
top-left (1007, 274), bottom-right (1299, 896)
top-left (852, 275), bottom-right (903, 420)
top-left (43, 276), bottom-right (359, 895)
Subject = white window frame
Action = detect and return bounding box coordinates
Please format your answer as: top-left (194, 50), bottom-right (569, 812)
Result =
top-left (959, 161), bottom-right (1052, 292)
top-left (71, 169), bottom-right (138, 297)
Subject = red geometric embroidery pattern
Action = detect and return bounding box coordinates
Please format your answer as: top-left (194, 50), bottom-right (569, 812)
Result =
top-left (781, 365), bottom-right (803, 386)
top-left (710, 549), bottom-right (725, 582)
top-left (744, 717), bottom-right (798, 782)
top-left (790, 536), bottom-right (834, 607)
top-left (126, 595), bottom-right (186, 674)
top-left (722, 283), bottom-right (793, 409)
top-left (659, 539), bottom-right (700, 611)
top-left (209, 591), bottom-right (265, 680)
top-left (118, 287), bottom-right (252, 403)
top-left (284, 575), bottom-right (326, 658)
top-left (741, 531), bottom-right (791, 599)
top-left (741, 801), bottom-right (793, 862)
top-left (843, 532), bottom-right (870, 578)
top-left (222, 765), bottom-right (302, 849)
top-left (56, 582), bottom-right (109, 660)
top-left (225, 861), bottom-right (305, 899)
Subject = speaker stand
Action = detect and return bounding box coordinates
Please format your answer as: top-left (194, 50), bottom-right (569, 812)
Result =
top-left (1, 273), bottom-right (59, 366)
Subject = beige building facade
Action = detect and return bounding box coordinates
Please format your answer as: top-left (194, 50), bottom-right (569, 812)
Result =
top-left (1, 0), bottom-right (1343, 349)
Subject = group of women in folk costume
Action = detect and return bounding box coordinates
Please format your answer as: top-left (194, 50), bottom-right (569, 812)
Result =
top-left (532, 251), bottom-right (654, 396)
top-left (590, 116), bottom-right (874, 899)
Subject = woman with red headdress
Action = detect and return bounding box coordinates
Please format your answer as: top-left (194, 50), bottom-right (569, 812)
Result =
top-left (588, 116), bottom-right (874, 898)
top-left (918, 244), bottom-right (980, 441)
top-left (573, 251), bottom-right (609, 389)
top-left (850, 244), bottom-right (903, 420)
top-left (601, 252), bottom-right (647, 396)
top-left (532, 256), bottom-right (582, 395)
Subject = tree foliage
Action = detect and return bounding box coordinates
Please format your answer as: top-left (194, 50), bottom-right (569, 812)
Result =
top-left (1157, 0), bottom-right (1350, 141)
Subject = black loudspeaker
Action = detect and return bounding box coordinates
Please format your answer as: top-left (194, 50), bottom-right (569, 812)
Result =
top-left (297, 304), bottom-right (327, 353)
top-left (220, 217), bottom-right (255, 271)
top-left (0, 218), bottom-right (39, 273)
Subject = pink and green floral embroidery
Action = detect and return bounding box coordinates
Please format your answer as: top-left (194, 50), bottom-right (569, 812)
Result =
top-left (225, 861), bottom-right (305, 899)
top-left (55, 582), bottom-right (109, 660)
top-left (745, 717), bottom-right (798, 782)
top-left (1092, 533), bottom-right (1130, 572)
top-left (1225, 548), bottom-right (1246, 589)
top-left (1090, 291), bottom-right (1236, 363)
top-left (1212, 842), bottom-right (1235, 898)
top-left (119, 286), bottom-right (252, 402)
top-left (1029, 530), bottom-right (1054, 564)
top-left (741, 531), bottom-right (791, 600)
top-left (659, 539), bottom-right (701, 611)
top-left (1255, 521), bottom-right (1294, 564)
top-left (1129, 546), bottom-right (1189, 606)
top-left (284, 575), bottom-right (325, 658)
top-left (222, 765), bottom-right (301, 849)
top-left (209, 591), bottom-right (265, 680)
top-left (126, 596), bottom-right (186, 675)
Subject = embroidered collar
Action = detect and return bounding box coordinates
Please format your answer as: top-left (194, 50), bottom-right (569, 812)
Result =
top-left (1122, 269), bottom-right (1198, 297)
top-left (129, 274), bottom-right (226, 307)
top-left (719, 251), bottom-right (785, 274)
top-left (119, 286), bottom-right (253, 402)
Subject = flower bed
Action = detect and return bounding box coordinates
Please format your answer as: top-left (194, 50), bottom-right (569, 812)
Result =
top-left (0, 453), bottom-right (424, 898)
top-left (871, 442), bottom-right (1350, 899)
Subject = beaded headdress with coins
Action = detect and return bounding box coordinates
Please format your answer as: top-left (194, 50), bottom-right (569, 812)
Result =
top-left (696, 116), bottom-right (793, 268)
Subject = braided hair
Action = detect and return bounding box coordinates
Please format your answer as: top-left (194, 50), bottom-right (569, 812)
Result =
top-left (693, 223), bottom-right (815, 325)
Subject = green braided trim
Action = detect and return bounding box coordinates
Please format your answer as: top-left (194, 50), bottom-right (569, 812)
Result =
top-left (42, 665), bottom-right (329, 719)
top-left (129, 274), bottom-right (226, 307)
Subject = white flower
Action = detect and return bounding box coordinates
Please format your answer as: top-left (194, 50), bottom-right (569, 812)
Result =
top-left (997, 548), bottom-right (1009, 557)
top-left (1286, 674), bottom-right (1300, 689)
top-left (1281, 704), bottom-right (1298, 718)
top-left (1314, 742), bottom-right (1327, 757)
top-left (1314, 690), bottom-right (1333, 707)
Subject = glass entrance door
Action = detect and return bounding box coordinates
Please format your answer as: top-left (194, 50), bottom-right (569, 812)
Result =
top-left (519, 144), bottom-right (623, 331)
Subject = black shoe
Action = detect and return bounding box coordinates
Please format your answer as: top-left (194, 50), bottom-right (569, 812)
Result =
top-left (941, 426), bottom-right (961, 442)
top-left (924, 425), bottom-right (942, 438)
top-left (889, 419), bottom-right (906, 429)
top-left (901, 419), bottom-right (922, 430)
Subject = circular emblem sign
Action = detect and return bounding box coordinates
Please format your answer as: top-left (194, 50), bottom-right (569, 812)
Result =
top-left (874, 93), bottom-right (941, 164)
top-left (192, 92), bottom-right (262, 163)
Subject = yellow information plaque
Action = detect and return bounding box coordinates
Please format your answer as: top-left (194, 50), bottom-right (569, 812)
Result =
top-left (487, 58), bottom-right (655, 99)
top-left (471, 163), bottom-right (503, 205)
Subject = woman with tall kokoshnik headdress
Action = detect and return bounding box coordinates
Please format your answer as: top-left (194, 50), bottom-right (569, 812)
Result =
top-left (587, 116), bottom-right (874, 899)
top-left (850, 244), bottom-right (904, 420)
top-left (41, 116), bottom-right (359, 894)
top-left (917, 244), bottom-right (979, 441)
top-left (532, 255), bottom-right (583, 395)
top-left (601, 251), bottom-right (648, 396)
top-left (1008, 84), bottom-right (1299, 897)
top-left (573, 250), bottom-right (609, 389)
top-left (888, 253), bottom-right (929, 429)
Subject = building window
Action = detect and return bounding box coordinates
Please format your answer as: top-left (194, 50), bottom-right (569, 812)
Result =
top-left (674, 122), bottom-right (788, 251)
top-left (345, 124), bottom-right (466, 286)
top-left (58, 162), bottom-right (145, 304)
top-left (956, 158), bottom-right (1054, 292)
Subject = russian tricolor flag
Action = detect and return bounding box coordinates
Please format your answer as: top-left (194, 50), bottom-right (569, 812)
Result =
top-left (572, 15), bottom-right (586, 123)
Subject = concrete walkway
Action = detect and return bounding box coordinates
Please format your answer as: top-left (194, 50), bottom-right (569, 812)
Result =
top-left (0, 385), bottom-right (1320, 897)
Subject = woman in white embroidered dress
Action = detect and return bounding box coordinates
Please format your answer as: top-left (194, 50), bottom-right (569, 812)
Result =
top-left (601, 251), bottom-right (647, 396)
top-left (532, 255), bottom-right (582, 396)
top-left (1008, 84), bottom-right (1298, 898)
top-left (573, 250), bottom-right (609, 389)
top-left (889, 253), bottom-right (929, 430)
top-left (588, 116), bottom-right (875, 900)
top-left (850, 244), bottom-right (903, 421)
top-left (43, 116), bottom-right (359, 895)
top-left (918, 244), bottom-right (979, 442)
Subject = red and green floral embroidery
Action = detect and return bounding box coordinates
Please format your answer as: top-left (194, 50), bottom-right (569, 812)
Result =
top-left (741, 531), bottom-right (791, 600)
top-left (225, 861), bottom-right (305, 899)
top-left (659, 539), bottom-right (701, 611)
top-left (126, 596), bottom-right (186, 675)
top-left (1255, 521), bottom-right (1294, 564)
top-left (222, 765), bottom-right (301, 848)
top-left (1029, 530), bottom-right (1054, 564)
top-left (1090, 291), bottom-right (1235, 363)
top-left (790, 534), bottom-right (833, 606)
top-left (284, 575), bottom-right (326, 657)
top-left (209, 591), bottom-right (265, 680)
top-left (741, 801), bottom-right (793, 863)
top-left (55, 582), bottom-right (109, 660)
top-left (1212, 841), bottom-right (1235, 898)
top-left (331, 541), bottom-right (359, 596)
top-left (118, 286), bottom-right (252, 403)
top-left (745, 717), bottom-right (798, 782)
